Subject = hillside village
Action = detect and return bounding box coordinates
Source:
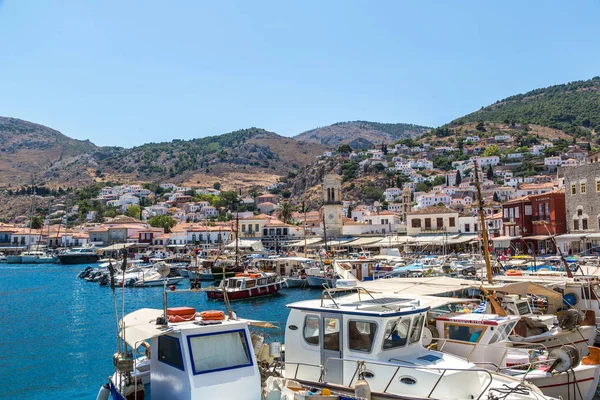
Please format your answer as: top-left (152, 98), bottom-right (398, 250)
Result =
top-left (2, 122), bottom-right (600, 259)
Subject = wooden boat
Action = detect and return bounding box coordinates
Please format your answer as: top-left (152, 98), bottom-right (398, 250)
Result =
top-left (205, 272), bottom-right (285, 301)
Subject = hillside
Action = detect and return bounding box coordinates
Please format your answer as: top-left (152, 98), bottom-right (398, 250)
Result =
top-left (294, 121), bottom-right (431, 149)
top-left (456, 77), bottom-right (600, 141)
top-left (0, 117), bottom-right (98, 188)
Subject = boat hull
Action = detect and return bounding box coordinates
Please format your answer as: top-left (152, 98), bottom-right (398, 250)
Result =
top-left (285, 277), bottom-right (306, 288)
top-left (305, 275), bottom-right (335, 288)
top-left (514, 363), bottom-right (600, 400)
top-left (206, 281), bottom-right (283, 300)
top-left (21, 256), bottom-right (58, 264)
top-left (58, 254), bottom-right (100, 264)
top-left (134, 277), bottom-right (184, 287)
top-left (6, 256), bottom-right (22, 264)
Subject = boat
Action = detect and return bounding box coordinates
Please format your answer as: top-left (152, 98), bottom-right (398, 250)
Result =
top-left (133, 274), bottom-right (184, 287)
top-left (188, 268), bottom-right (214, 281)
top-left (251, 256), bottom-right (319, 287)
top-left (0, 252), bottom-right (6, 263)
top-left (5, 254), bottom-right (22, 264)
top-left (95, 260), bottom-right (272, 400)
top-left (58, 246), bottom-right (100, 264)
top-left (305, 273), bottom-right (336, 288)
top-left (433, 312), bottom-right (600, 400)
top-left (20, 250), bottom-right (58, 264)
top-left (205, 272), bottom-right (285, 301)
top-left (266, 286), bottom-right (556, 400)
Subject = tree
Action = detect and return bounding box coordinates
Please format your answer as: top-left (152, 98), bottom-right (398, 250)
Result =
top-left (276, 202), bottom-right (295, 224)
top-left (381, 142), bottom-right (388, 155)
top-left (486, 164), bottom-right (494, 180)
top-left (483, 144), bottom-right (500, 157)
top-left (475, 120), bottom-right (486, 132)
top-left (125, 205), bottom-right (141, 219)
top-left (149, 215), bottom-right (177, 233)
top-left (213, 182), bottom-right (221, 190)
top-left (30, 215), bottom-right (43, 229)
top-left (455, 170), bottom-right (462, 185)
top-left (493, 192), bottom-right (500, 202)
top-left (337, 144), bottom-right (353, 154)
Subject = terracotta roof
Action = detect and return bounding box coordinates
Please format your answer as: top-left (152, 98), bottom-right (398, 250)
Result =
top-left (408, 206), bottom-right (457, 215)
top-left (256, 194), bottom-right (278, 199)
top-left (504, 195), bottom-right (531, 204)
top-left (241, 214), bottom-right (273, 220)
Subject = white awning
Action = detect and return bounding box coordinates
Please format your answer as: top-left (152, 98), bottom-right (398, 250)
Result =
top-left (374, 236), bottom-right (414, 247)
top-left (361, 276), bottom-right (477, 296)
top-left (346, 237), bottom-right (387, 247)
top-left (224, 239), bottom-right (263, 251)
top-left (525, 235), bottom-right (550, 241)
top-left (446, 235), bottom-right (478, 245)
top-left (119, 308), bottom-right (171, 348)
top-left (286, 237), bottom-right (323, 247)
top-left (100, 243), bottom-right (136, 251)
top-left (491, 235), bottom-right (521, 241)
top-left (555, 233), bottom-right (587, 241)
top-left (584, 233), bottom-right (600, 240)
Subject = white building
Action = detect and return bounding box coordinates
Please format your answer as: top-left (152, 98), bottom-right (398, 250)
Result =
top-left (544, 156), bottom-right (562, 167)
top-left (471, 156), bottom-right (499, 167)
top-left (464, 136), bottom-right (480, 143)
top-left (416, 192), bottom-right (451, 208)
top-left (384, 187), bottom-right (402, 202)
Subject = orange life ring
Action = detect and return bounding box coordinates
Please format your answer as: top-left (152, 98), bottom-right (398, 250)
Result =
top-left (506, 269), bottom-right (522, 276)
top-left (200, 310), bottom-right (225, 321)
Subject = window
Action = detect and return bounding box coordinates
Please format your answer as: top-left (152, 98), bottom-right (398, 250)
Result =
top-left (409, 314), bottom-right (425, 344)
top-left (515, 207), bottom-right (519, 218)
top-left (323, 317), bottom-right (340, 351)
top-left (574, 220), bottom-right (579, 230)
top-left (303, 315), bottom-right (320, 345)
top-left (446, 324), bottom-right (486, 343)
top-left (503, 208), bottom-right (508, 218)
top-left (255, 224), bottom-right (259, 232)
top-left (424, 218), bottom-right (431, 229)
top-left (581, 182), bottom-right (586, 194)
top-left (583, 219), bottom-right (588, 230)
top-left (578, 209), bottom-right (583, 216)
top-left (158, 335), bottom-right (184, 370)
top-left (545, 203), bottom-right (549, 218)
top-left (188, 330), bottom-right (252, 374)
top-left (538, 204), bottom-right (542, 217)
top-left (464, 224), bottom-right (471, 233)
top-left (571, 184), bottom-right (576, 195)
top-left (524, 205), bottom-right (532, 216)
top-left (241, 225), bottom-right (246, 232)
top-left (411, 219), bottom-right (421, 228)
top-left (348, 321), bottom-right (377, 352)
top-left (449, 217), bottom-right (456, 227)
top-left (436, 218), bottom-right (443, 229)
top-left (596, 180), bottom-right (600, 192)
top-left (383, 318), bottom-right (411, 349)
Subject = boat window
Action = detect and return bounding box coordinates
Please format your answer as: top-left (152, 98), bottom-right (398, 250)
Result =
top-left (348, 320), bottom-right (377, 352)
top-left (188, 330), bottom-right (252, 374)
top-left (489, 322), bottom-right (516, 343)
top-left (323, 317), bottom-right (340, 351)
top-left (158, 335), bottom-right (184, 370)
top-left (515, 301), bottom-right (531, 315)
top-left (303, 315), bottom-right (320, 345)
top-left (382, 317), bottom-right (411, 349)
top-left (409, 314), bottom-right (425, 344)
top-left (446, 324), bottom-right (487, 343)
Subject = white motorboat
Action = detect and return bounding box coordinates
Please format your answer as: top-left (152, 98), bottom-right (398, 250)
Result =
top-left (20, 251), bottom-right (58, 264)
top-left (133, 274), bottom-right (184, 287)
top-left (433, 312), bottom-right (600, 400)
top-left (269, 286), bottom-right (556, 399)
top-left (96, 307), bottom-right (267, 400)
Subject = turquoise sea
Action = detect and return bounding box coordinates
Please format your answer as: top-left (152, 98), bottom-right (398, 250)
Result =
top-left (0, 263), bottom-right (321, 399)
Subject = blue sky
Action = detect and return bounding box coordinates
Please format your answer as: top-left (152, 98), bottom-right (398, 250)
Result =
top-left (0, 1), bottom-right (599, 147)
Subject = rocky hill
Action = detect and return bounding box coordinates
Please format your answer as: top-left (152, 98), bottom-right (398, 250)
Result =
top-left (294, 121), bottom-right (431, 149)
top-left (0, 117), bottom-right (98, 188)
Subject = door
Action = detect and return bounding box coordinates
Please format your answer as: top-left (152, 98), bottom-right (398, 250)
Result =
top-left (321, 314), bottom-right (343, 384)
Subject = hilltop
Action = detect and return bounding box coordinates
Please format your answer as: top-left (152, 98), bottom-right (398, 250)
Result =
top-left (0, 117), bottom-right (98, 188)
top-left (455, 77), bottom-right (600, 142)
top-left (294, 121), bottom-right (431, 149)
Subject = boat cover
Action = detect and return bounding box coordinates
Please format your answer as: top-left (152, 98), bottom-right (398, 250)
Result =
top-left (118, 308), bottom-right (171, 348)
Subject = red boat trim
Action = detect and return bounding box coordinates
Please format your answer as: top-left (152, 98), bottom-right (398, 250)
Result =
top-left (537, 376), bottom-right (595, 388)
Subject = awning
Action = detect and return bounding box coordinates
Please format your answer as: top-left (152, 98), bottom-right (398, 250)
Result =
top-left (326, 238), bottom-right (357, 247)
top-left (491, 236), bottom-right (521, 241)
top-left (100, 243), bottom-right (136, 251)
top-left (525, 235), bottom-right (550, 241)
top-left (584, 233), bottom-right (600, 240)
top-left (555, 233), bottom-right (587, 241)
top-left (361, 276), bottom-right (476, 296)
top-left (286, 237), bottom-right (323, 247)
top-left (446, 235), bottom-right (478, 245)
top-left (119, 308), bottom-right (171, 348)
top-left (409, 235), bottom-right (460, 246)
top-left (374, 236), bottom-right (414, 247)
top-left (347, 236), bottom-right (386, 247)
top-left (225, 239), bottom-right (263, 251)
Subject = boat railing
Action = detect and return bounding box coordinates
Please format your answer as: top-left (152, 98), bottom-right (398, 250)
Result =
top-left (319, 286), bottom-right (376, 309)
top-left (282, 358), bottom-right (495, 400)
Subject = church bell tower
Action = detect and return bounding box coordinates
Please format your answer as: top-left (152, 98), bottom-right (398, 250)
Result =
top-left (322, 173), bottom-right (344, 238)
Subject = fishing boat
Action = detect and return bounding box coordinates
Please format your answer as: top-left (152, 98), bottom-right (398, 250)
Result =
top-left (433, 312), bottom-right (600, 400)
top-left (205, 272), bottom-right (285, 301)
top-left (58, 246), bottom-right (100, 264)
top-left (187, 268), bottom-right (214, 281)
top-left (266, 286), bottom-right (556, 400)
top-left (95, 259), bottom-right (272, 400)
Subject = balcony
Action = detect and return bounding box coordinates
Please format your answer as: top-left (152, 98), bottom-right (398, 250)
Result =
top-left (531, 215), bottom-right (550, 222)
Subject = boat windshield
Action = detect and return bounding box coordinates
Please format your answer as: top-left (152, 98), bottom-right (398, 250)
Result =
top-left (188, 330), bottom-right (252, 374)
top-left (382, 317), bottom-right (411, 349)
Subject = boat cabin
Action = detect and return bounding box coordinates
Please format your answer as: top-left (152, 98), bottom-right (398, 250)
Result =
top-left (117, 308), bottom-right (262, 400)
top-left (335, 258), bottom-right (378, 281)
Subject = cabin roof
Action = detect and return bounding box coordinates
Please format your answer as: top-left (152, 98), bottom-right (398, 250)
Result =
top-left (287, 292), bottom-right (430, 317)
top-left (434, 313), bottom-right (519, 326)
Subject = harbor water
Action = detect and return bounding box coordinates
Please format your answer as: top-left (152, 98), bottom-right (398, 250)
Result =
top-left (0, 263), bottom-right (321, 399)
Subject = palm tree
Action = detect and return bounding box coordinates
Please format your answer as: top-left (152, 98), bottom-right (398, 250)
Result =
top-left (276, 202), bottom-right (295, 224)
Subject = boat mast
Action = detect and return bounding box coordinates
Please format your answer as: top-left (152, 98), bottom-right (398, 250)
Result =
top-left (235, 211), bottom-right (239, 268)
top-left (473, 160), bottom-right (493, 284)
top-left (27, 189), bottom-right (36, 253)
top-left (322, 212), bottom-right (328, 258)
top-left (303, 201), bottom-right (307, 258)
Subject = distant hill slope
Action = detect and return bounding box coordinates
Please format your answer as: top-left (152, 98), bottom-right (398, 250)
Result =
top-left (457, 77), bottom-right (600, 136)
top-left (95, 128), bottom-right (327, 189)
top-left (0, 117), bottom-right (98, 187)
top-left (293, 121), bottom-right (431, 149)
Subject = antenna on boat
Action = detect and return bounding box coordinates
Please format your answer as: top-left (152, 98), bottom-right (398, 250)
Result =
top-left (157, 261), bottom-right (171, 321)
top-left (473, 160), bottom-right (494, 284)
top-left (544, 224), bottom-right (574, 278)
